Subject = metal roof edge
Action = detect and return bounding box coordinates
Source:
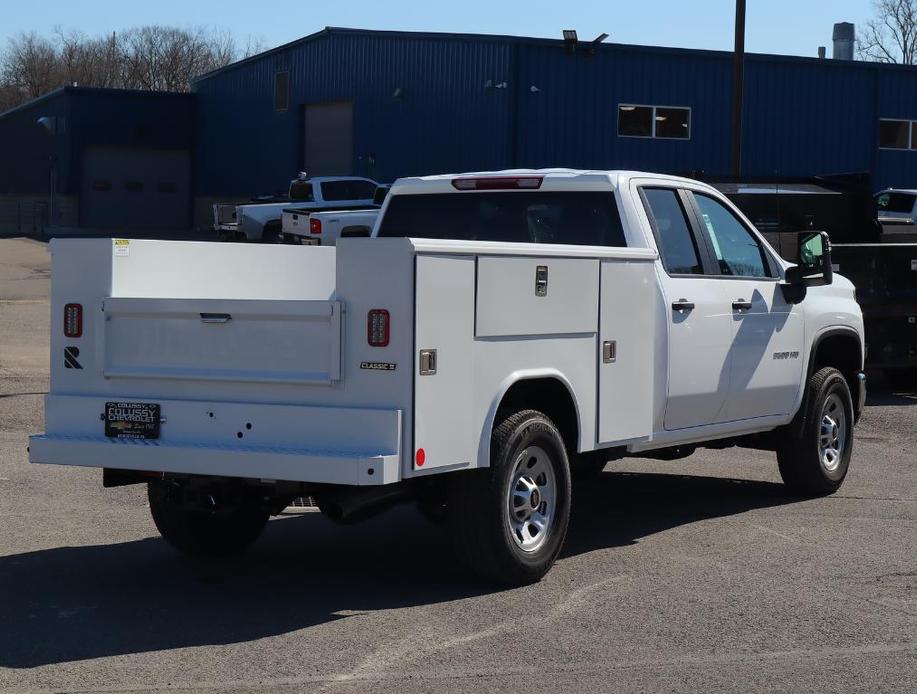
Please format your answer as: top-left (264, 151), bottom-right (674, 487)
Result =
top-left (0, 86), bottom-right (68, 120)
top-left (0, 85), bottom-right (193, 121)
top-left (191, 25), bottom-right (917, 86)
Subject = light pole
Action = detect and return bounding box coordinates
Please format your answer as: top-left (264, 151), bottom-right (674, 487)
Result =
top-left (36, 116), bottom-right (57, 231)
top-left (732, 0), bottom-right (746, 177)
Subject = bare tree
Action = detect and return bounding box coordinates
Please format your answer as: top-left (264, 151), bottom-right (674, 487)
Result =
top-left (1, 32), bottom-right (61, 99)
top-left (0, 25), bottom-right (262, 111)
top-left (858, 0), bottom-right (917, 64)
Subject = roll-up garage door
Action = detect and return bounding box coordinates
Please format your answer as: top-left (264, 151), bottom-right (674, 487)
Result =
top-left (80, 147), bottom-right (190, 231)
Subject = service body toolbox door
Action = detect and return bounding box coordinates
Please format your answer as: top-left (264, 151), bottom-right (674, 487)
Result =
top-left (413, 255), bottom-right (476, 471)
top-left (597, 258), bottom-right (657, 443)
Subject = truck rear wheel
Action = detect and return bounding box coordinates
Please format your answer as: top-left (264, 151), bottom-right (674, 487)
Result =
top-left (261, 222), bottom-right (282, 244)
top-left (447, 409), bottom-right (572, 585)
top-left (776, 367), bottom-right (854, 496)
top-left (147, 480), bottom-right (269, 557)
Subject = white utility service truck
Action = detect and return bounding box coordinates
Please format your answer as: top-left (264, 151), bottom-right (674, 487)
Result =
top-left (30, 170), bottom-right (866, 585)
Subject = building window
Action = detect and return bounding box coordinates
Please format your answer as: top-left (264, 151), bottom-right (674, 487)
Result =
top-left (274, 71), bottom-right (289, 111)
top-left (91, 180), bottom-right (111, 192)
top-left (619, 104), bottom-right (690, 139)
top-left (879, 119), bottom-right (910, 149)
top-left (125, 181), bottom-right (143, 193)
top-left (877, 118), bottom-right (917, 150)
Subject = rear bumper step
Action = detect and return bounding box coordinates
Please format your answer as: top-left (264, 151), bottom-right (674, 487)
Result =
top-left (29, 435), bottom-right (399, 486)
top-left (31, 395), bottom-right (402, 486)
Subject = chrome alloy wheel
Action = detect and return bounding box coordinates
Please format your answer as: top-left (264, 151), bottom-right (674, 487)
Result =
top-left (819, 393), bottom-right (847, 472)
top-left (506, 446), bottom-right (556, 552)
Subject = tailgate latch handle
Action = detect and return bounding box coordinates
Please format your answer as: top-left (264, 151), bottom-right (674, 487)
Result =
top-left (200, 313), bottom-right (232, 324)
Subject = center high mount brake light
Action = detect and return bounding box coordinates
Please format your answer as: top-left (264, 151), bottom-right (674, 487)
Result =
top-left (451, 176), bottom-right (544, 191)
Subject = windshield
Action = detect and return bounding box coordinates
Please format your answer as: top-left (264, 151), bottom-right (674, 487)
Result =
top-left (289, 181), bottom-right (314, 202)
top-left (377, 192), bottom-right (627, 247)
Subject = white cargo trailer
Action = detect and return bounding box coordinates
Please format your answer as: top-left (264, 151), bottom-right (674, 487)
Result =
top-left (31, 170), bottom-right (866, 584)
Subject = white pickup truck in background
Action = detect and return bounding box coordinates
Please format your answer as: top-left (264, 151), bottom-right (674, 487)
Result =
top-left (282, 208), bottom-right (380, 245)
top-left (282, 184), bottom-right (388, 245)
top-left (213, 175), bottom-right (379, 242)
top-left (31, 169), bottom-right (865, 585)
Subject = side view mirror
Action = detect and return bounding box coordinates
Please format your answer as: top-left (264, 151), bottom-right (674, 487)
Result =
top-left (781, 231), bottom-right (833, 303)
top-left (788, 231), bottom-right (833, 286)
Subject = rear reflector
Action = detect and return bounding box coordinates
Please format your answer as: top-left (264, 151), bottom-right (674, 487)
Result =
top-left (64, 303), bottom-right (83, 338)
top-left (310, 218), bottom-right (322, 234)
top-left (367, 309), bottom-right (390, 347)
top-left (451, 176), bottom-right (544, 191)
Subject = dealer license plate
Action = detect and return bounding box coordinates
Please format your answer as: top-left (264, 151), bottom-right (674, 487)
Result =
top-left (104, 401), bottom-right (161, 439)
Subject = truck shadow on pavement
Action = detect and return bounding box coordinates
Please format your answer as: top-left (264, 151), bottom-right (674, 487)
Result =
top-left (0, 471), bottom-right (793, 668)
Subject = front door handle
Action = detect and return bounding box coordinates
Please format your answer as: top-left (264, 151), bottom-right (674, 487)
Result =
top-left (671, 299), bottom-right (695, 312)
top-left (732, 299), bottom-right (753, 311)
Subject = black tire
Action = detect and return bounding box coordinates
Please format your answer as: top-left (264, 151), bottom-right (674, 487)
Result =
top-left (776, 367), bottom-right (854, 496)
top-left (147, 481), bottom-right (269, 557)
top-left (261, 222), bottom-right (282, 244)
top-left (446, 410), bottom-right (572, 585)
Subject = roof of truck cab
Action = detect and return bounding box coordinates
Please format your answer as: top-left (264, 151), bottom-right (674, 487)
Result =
top-left (389, 169), bottom-right (706, 195)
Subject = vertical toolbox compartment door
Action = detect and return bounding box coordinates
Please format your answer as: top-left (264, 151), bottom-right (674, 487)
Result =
top-left (598, 258), bottom-right (657, 443)
top-left (413, 255), bottom-right (475, 471)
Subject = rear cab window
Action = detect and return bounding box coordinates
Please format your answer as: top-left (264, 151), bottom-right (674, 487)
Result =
top-left (321, 180), bottom-right (377, 202)
top-left (377, 191), bottom-right (627, 247)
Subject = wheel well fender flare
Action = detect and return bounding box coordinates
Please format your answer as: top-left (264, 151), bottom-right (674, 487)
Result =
top-left (792, 325), bottom-right (863, 429)
top-left (477, 369), bottom-right (583, 469)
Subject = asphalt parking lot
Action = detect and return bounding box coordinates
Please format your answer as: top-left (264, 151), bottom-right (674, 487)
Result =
top-left (0, 237), bottom-right (915, 693)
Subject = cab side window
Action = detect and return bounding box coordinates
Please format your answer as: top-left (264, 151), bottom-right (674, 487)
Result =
top-left (693, 194), bottom-right (772, 278)
top-left (641, 188), bottom-right (704, 275)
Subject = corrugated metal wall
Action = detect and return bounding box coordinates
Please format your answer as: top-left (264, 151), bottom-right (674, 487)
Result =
top-left (0, 88), bottom-right (194, 197)
top-left (187, 29), bottom-right (917, 195)
top-left (194, 31), bottom-right (514, 195)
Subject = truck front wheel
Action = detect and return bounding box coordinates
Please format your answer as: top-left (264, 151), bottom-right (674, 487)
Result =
top-left (776, 367), bottom-right (854, 496)
top-left (447, 409), bottom-right (572, 585)
top-left (147, 480), bottom-right (269, 557)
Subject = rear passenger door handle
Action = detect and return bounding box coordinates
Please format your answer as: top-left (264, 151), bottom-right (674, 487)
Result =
top-left (732, 300), bottom-right (753, 311)
top-left (671, 299), bottom-right (695, 312)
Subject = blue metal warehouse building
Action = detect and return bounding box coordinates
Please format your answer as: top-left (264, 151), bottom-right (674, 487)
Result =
top-left (5, 26), bottom-right (917, 234)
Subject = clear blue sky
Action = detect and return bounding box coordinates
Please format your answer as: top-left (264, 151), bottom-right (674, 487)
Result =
top-left (1, 0), bottom-right (873, 58)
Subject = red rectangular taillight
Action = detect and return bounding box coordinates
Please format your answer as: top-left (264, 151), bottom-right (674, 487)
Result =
top-left (367, 309), bottom-right (390, 347)
top-left (64, 303), bottom-right (83, 338)
top-left (310, 218), bottom-right (322, 234)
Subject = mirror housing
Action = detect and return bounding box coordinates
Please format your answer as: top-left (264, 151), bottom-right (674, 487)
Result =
top-left (781, 231), bottom-right (833, 303)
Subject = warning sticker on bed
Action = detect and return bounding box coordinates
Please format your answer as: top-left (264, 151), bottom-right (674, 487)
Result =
top-left (114, 239), bottom-right (130, 257)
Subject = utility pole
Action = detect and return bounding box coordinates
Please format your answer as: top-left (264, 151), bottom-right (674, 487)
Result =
top-left (731, 0), bottom-right (746, 177)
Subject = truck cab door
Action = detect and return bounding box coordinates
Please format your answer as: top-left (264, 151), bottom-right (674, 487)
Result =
top-left (640, 187), bottom-right (733, 430)
top-left (687, 192), bottom-right (804, 420)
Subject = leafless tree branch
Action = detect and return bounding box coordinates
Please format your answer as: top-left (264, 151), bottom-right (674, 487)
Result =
top-left (0, 25), bottom-right (263, 110)
top-left (857, 0), bottom-right (917, 64)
